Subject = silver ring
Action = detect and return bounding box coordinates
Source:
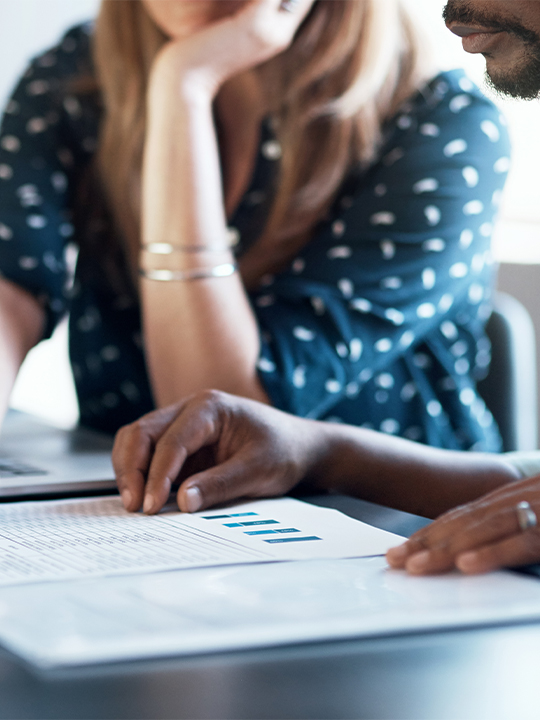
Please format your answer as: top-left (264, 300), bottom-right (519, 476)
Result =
top-left (279, 0), bottom-right (301, 12)
top-left (515, 501), bottom-right (538, 532)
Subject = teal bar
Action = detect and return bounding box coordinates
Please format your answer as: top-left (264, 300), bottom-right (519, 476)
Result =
top-left (264, 536), bottom-right (321, 544)
top-left (244, 530), bottom-right (276, 536)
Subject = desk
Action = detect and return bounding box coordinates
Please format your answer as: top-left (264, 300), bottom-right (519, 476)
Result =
top-left (0, 495), bottom-right (538, 720)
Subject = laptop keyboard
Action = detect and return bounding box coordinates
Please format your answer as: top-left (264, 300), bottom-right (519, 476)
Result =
top-left (0, 459), bottom-right (47, 478)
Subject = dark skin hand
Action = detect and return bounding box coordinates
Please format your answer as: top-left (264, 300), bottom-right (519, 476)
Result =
top-left (113, 390), bottom-right (521, 577)
top-left (113, 390), bottom-right (328, 515)
top-left (387, 475), bottom-right (540, 575)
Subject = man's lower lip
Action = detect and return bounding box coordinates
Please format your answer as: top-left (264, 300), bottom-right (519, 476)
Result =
top-left (462, 31), bottom-right (503, 54)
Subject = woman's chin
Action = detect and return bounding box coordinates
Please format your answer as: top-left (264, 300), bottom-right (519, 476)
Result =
top-left (142, 0), bottom-right (251, 40)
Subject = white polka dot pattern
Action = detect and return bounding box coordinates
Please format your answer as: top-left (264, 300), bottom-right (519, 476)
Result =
top-left (480, 120), bottom-right (500, 142)
top-left (462, 166), bottom-right (479, 188)
top-left (0, 223), bottom-right (13, 240)
top-left (292, 366), bottom-right (306, 389)
top-left (1, 136), bottom-right (21, 152)
top-left (423, 238), bottom-right (446, 253)
top-left (443, 139), bottom-right (467, 157)
top-left (293, 327), bottom-right (315, 342)
top-left (449, 95), bottom-right (472, 113)
top-left (328, 246), bottom-right (352, 260)
top-left (424, 205), bottom-right (441, 226)
top-left (249, 68), bottom-right (509, 450)
top-left (413, 178), bottom-right (439, 194)
top-left (370, 211), bottom-right (396, 226)
top-left (419, 123), bottom-right (440, 137)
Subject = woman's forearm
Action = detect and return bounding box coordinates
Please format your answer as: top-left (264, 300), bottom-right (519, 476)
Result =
top-left (0, 279), bottom-right (45, 428)
top-left (141, 61), bottom-right (268, 407)
top-left (305, 421), bottom-right (522, 519)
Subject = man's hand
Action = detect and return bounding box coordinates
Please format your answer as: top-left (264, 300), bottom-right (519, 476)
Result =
top-left (112, 390), bottom-right (322, 515)
top-left (386, 474), bottom-right (540, 575)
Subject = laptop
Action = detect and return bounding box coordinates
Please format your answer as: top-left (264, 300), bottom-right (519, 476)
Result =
top-left (0, 410), bottom-right (116, 498)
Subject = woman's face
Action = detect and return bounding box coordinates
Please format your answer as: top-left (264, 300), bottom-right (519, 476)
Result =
top-left (140, 0), bottom-right (250, 39)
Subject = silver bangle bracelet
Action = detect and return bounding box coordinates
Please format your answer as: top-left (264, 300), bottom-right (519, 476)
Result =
top-left (139, 263), bottom-right (237, 282)
top-left (142, 228), bottom-right (239, 255)
top-left (142, 242), bottom-right (232, 255)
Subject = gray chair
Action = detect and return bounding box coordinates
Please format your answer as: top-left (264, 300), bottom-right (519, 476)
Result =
top-left (477, 292), bottom-right (538, 452)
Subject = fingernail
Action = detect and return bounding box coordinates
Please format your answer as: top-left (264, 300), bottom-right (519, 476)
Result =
top-left (406, 550), bottom-right (431, 572)
top-left (386, 544), bottom-right (408, 565)
top-left (456, 551), bottom-right (478, 572)
top-left (184, 486), bottom-right (203, 513)
top-left (121, 489), bottom-right (132, 510)
top-left (143, 494), bottom-right (155, 514)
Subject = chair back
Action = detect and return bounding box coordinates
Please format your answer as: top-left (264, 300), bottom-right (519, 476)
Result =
top-left (478, 292), bottom-right (538, 452)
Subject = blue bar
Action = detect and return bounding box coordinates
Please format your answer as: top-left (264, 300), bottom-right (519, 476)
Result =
top-left (238, 519), bottom-right (279, 527)
top-left (230, 512), bottom-right (258, 518)
top-left (244, 530), bottom-right (276, 536)
top-left (223, 522), bottom-right (243, 528)
top-left (202, 514), bottom-right (231, 520)
top-left (275, 528), bottom-right (300, 534)
top-left (264, 536), bottom-right (322, 544)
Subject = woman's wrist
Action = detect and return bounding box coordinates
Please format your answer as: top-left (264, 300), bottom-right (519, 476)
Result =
top-left (292, 419), bottom-right (349, 493)
top-left (148, 42), bottom-right (224, 108)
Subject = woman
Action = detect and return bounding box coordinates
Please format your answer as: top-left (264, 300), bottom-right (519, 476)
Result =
top-left (0, 0), bottom-right (509, 449)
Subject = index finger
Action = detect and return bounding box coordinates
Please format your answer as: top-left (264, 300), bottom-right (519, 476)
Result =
top-left (112, 403), bottom-right (187, 512)
top-left (141, 392), bottom-right (226, 515)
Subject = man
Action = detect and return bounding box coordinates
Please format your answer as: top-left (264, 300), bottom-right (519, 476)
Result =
top-left (113, 0), bottom-right (540, 576)
top-left (385, 0), bottom-right (540, 574)
top-left (443, 0), bottom-right (540, 100)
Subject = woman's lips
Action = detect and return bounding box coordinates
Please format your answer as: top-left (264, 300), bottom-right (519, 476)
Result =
top-left (447, 23), bottom-right (503, 54)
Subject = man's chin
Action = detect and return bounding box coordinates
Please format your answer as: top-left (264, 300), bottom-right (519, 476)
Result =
top-left (485, 57), bottom-right (540, 100)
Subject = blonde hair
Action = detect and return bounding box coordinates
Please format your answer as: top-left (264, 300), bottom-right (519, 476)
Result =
top-left (92, 0), bottom-right (433, 282)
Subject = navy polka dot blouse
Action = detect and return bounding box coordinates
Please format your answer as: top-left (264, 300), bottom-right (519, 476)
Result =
top-left (0, 25), bottom-right (511, 449)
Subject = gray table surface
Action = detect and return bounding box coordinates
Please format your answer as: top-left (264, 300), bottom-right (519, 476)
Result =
top-left (0, 494), bottom-right (538, 720)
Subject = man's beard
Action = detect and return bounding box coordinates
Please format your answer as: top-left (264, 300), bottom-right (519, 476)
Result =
top-left (443, 1), bottom-right (540, 100)
top-left (485, 50), bottom-right (540, 100)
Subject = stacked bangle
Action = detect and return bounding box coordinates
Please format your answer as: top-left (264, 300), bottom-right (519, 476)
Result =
top-left (139, 240), bottom-right (237, 282)
top-left (139, 263), bottom-right (237, 282)
top-left (141, 242), bottom-right (229, 255)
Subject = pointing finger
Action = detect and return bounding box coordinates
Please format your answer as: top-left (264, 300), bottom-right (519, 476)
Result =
top-left (112, 402), bottom-right (188, 511)
top-left (142, 394), bottom-right (225, 514)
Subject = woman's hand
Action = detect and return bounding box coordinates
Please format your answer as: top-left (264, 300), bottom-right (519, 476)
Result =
top-left (151, 0), bottom-right (316, 98)
top-left (112, 390), bottom-right (323, 515)
top-left (386, 475), bottom-right (540, 575)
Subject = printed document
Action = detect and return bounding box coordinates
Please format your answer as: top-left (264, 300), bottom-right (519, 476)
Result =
top-left (0, 496), bottom-right (402, 586)
top-left (2, 557), bottom-right (540, 667)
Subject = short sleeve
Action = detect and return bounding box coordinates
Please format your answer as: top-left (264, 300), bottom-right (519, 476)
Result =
top-left (0, 26), bottom-right (93, 338)
top-left (504, 452), bottom-right (540, 479)
top-left (252, 71), bottom-right (511, 419)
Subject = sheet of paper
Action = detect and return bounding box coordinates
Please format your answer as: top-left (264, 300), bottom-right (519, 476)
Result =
top-left (0, 496), bottom-right (402, 586)
top-left (1, 557), bottom-right (540, 667)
